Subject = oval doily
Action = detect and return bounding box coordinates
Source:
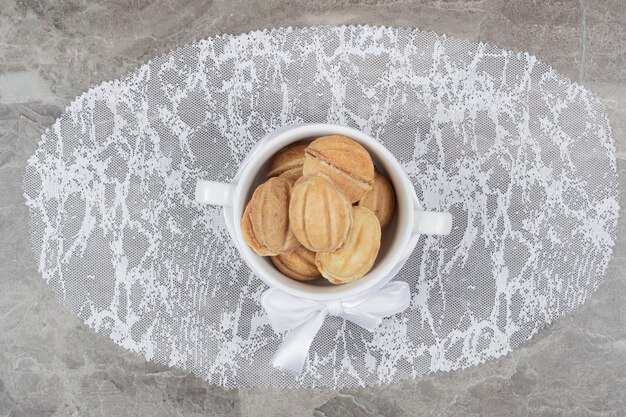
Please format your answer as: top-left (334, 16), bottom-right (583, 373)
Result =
top-left (23, 26), bottom-right (619, 388)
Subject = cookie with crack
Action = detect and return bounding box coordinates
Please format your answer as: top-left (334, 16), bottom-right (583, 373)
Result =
top-left (302, 135), bottom-right (374, 203)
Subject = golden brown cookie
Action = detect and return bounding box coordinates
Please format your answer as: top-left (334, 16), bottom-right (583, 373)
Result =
top-left (357, 172), bottom-right (396, 228)
top-left (267, 141), bottom-right (308, 180)
top-left (315, 206), bottom-right (381, 284)
top-left (302, 135), bottom-right (375, 203)
top-left (242, 177), bottom-right (300, 255)
top-left (241, 205), bottom-right (276, 256)
top-left (289, 174), bottom-right (353, 253)
top-left (277, 167), bottom-right (303, 182)
top-left (272, 246), bottom-right (321, 281)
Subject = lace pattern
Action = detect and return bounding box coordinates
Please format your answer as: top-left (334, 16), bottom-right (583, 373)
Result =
top-left (23, 26), bottom-right (619, 388)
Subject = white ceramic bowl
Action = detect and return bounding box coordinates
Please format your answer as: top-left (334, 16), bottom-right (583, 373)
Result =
top-left (195, 124), bottom-right (451, 301)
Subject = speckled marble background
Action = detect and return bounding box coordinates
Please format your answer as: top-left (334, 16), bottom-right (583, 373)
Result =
top-left (0, 1), bottom-right (624, 416)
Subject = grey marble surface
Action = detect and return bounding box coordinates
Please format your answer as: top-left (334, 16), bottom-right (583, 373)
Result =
top-left (0, 0), bottom-right (624, 416)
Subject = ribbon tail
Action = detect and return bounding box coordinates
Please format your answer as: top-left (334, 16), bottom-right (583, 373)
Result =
top-left (272, 309), bottom-right (327, 374)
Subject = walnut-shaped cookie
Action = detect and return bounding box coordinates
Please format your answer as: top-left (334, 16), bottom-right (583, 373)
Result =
top-left (241, 177), bottom-right (300, 256)
top-left (302, 135), bottom-right (375, 203)
top-left (272, 246), bottom-right (321, 282)
top-left (289, 174), bottom-right (353, 253)
top-left (315, 206), bottom-right (381, 284)
top-left (267, 141), bottom-right (308, 182)
top-left (241, 205), bottom-right (275, 256)
top-left (357, 172), bottom-right (396, 228)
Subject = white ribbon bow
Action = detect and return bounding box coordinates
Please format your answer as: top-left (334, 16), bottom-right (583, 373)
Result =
top-left (261, 281), bottom-right (411, 374)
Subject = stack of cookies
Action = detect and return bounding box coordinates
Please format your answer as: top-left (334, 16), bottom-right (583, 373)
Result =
top-left (241, 135), bottom-right (396, 285)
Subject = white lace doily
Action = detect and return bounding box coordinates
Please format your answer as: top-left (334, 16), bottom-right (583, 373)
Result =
top-left (23, 26), bottom-right (619, 388)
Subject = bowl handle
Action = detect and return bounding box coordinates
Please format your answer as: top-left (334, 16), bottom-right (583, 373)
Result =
top-left (195, 180), bottom-right (236, 206)
top-left (413, 210), bottom-right (452, 235)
